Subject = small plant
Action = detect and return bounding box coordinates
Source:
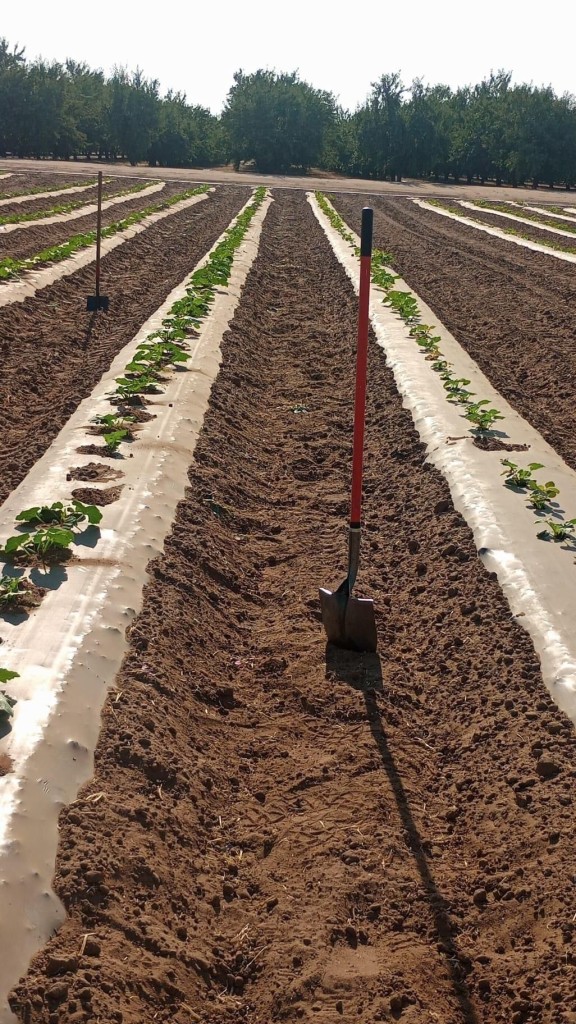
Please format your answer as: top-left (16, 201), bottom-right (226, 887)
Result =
top-left (464, 400), bottom-right (505, 432)
top-left (500, 460), bottom-right (544, 488)
top-left (537, 519), bottom-right (576, 542)
top-left (386, 290), bottom-right (420, 322)
top-left (2, 526), bottom-right (75, 564)
top-left (15, 501), bottom-right (102, 528)
top-left (0, 574), bottom-right (43, 613)
top-left (92, 412), bottom-right (135, 451)
top-left (0, 672), bottom-right (18, 720)
top-left (0, 575), bottom-right (25, 608)
top-left (443, 377), bottom-right (475, 403)
top-left (526, 480), bottom-right (560, 510)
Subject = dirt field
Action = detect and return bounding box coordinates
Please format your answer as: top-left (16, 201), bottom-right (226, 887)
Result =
top-left (5, 190), bottom-right (576, 1024)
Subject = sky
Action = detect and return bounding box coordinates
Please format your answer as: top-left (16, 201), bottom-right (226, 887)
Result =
top-left (2, 0), bottom-right (575, 113)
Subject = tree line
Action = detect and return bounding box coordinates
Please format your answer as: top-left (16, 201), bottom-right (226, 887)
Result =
top-left (1, 38), bottom-right (575, 188)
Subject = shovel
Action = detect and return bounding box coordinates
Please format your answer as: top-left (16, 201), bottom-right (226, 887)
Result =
top-left (319, 207), bottom-right (377, 653)
top-left (86, 171), bottom-right (109, 312)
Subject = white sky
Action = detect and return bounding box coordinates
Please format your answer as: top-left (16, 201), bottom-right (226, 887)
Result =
top-left (2, 0), bottom-right (575, 112)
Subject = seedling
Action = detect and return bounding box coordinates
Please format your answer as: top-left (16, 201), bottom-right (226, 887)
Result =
top-left (500, 460), bottom-right (544, 488)
top-left (15, 501), bottom-right (102, 529)
top-left (386, 290), bottom-right (420, 322)
top-left (2, 527), bottom-right (75, 565)
top-left (526, 480), bottom-right (560, 510)
top-left (0, 674), bottom-right (18, 719)
top-left (0, 575), bottom-right (25, 608)
top-left (537, 519), bottom-right (576, 542)
top-left (444, 377), bottom-right (475, 403)
top-left (432, 360), bottom-right (452, 373)
top-left (464, 400), bottom-right (505, 432)
top-left (0, 575), bottom-right (42, 612)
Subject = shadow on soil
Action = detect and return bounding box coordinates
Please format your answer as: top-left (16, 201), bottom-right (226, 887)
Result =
top-left (326, 644), bottom-right (480, 1024)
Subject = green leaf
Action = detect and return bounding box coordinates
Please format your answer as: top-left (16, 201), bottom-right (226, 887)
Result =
top-left (72, 501), bottom-right (103, 526)
top-left (0, 669), bottom-right (19, 683)
top-left (0, 690), bottom-right (17, 718)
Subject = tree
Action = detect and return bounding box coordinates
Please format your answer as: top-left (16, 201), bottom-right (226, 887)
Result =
top-left (223, 69), bottom-right (336, 173)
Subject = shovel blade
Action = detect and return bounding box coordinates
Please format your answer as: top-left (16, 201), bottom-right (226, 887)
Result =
top-left (87, 295), bottom-right (110, 312)
top-left (319, 587), bottom-right (377, 653)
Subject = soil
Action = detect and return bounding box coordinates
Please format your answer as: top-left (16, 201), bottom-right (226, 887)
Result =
top-left (0, 576), bottom-right (45, 615)
top-left (330, 193), bottom-right (576, 475)
top-left (430, 200), bottom-right (576, 252)
top-left (0, 171), bottom-right (97, 198)
top-left (0, 181), bottom-right (193, 262)
top-left (70, 486), bottom-right (123, 506)
top-left (66, 463), bottom-right (124, 483)
top-left (0, 176), bottom-right (150, 219)
top-left (9, 191), bottom-right (576, 1024)
top-left (0, 185), bottom-right (250, 505)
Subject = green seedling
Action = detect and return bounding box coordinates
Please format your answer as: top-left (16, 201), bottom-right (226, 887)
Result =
top-left (386, 290), bottom-right (420, 322)
top-left (16, 501), bottom-right (102, 529)
top-left (0, 674), bottom-right (18, 719)
top-left (444, 377), bottom-right (475, 403)
top-left (104, 429), bottom-right (130, 452)
top-left (464, 400), bottom-right (505, 432)
top-left (432, 360), bottom-right (452, 373)
top-left (2, 527), bottom-right (75, 565)
top-left (500, 460), bottom-right (544, 488)
top-left (526, 480), bottom-right (560, 510)
top-left (537, 518), bottom-right (576, 542)
top-left (92, 413), bottom-right (135, 450)
top-left (0, 575), bottom-right (24, 607)
top-left (1, 524), bottom-right (74, 565)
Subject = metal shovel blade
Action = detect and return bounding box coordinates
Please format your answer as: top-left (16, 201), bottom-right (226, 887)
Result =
top-left (87, 295), bottom-right (109, 312)
top-left (319, 584), bottom-right (377, 653)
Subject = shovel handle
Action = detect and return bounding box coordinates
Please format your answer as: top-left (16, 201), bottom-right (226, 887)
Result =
top-left (350, 207), bottom-right (373, 527)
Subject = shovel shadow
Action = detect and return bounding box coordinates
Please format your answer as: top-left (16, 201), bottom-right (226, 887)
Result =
top-left (325, 643), bottom-right (480, 1024)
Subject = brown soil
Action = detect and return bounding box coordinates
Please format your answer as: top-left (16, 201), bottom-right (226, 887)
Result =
top-left (431, 200), bottom-right (576, 252)
top-left (9, 191), bottom-right (576, 1024)
top-left (0, 181), bottom-right (193, 262)
top-left (330, 193), bottom-right (576, 474)
top-left (0, 576), bottom-right (45, 615)
top-left (0, 185), bottom-right (250, 504)
top-left (0, 753), bottom-right (14, 776)
top-left (0, 176), bottom-right (152, 218)
top-left (0, 171), bottom-right (98, 197)
top-left (70, 486), bottom-right (123, 506)
top-left (67, 463), bottom-right (124, 483)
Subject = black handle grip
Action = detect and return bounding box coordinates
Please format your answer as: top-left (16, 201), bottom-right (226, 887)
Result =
top-left (360, 207), bottom-right (373, 257)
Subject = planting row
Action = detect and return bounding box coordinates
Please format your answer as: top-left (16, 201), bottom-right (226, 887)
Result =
top-left (316, 193), bottom-right (576, 554)
top-left (329, 192), bottom-right (576, 475)
top-left (10, 189), bottom-right (576, 1024)
top-left (0, 180), bottom-right (196, 269)
top-left (0, 188), bottom-right (267, 721)
top-left (0, 177), bottom-right (158, 228)
top-left (0, 170), bottom-right (100, 201)
top-left (424, 198), bottom-right (576, 255)
top-left (0, 184), bottom-right (251, 504)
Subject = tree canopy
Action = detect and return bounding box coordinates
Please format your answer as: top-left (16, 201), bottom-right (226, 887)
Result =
top-left (1, 39), bottom-right (575, 187)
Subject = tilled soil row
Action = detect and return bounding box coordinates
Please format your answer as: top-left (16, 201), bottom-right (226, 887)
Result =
top-left (330, 193), bottom-right (576, 475)
top-left (0, 176), bottom-right (148, 219)
top-left (430, 200), bottom-right (576, 251)
top-left (9, 191), bottom-right (576, 1024)
top-left (0, 181), bottom-right (190, 262)
top-left (0, 171), bottom-right (96, 198)
top-left (0, 185), bottom-right (250, 503)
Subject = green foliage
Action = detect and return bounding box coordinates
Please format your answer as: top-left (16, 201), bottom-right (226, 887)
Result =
top-left (2, 526), bottom-right (75, 563)
top-left (0, 575), bottom-right (26, 607)
top-left (15, 500), bottom-right (102, 528)
top-left (223, 69), bottom-right (336, 173)
top-left (0, 682), bottom-right (17, 719)
top-left (500, 460), bottom-right (544, 487)
top-left (464, 400), bottom-right (505, 432)
top-left (526, 480), bottom-right (560, 510)
top-left (537, 519), bottom-right (576, 542)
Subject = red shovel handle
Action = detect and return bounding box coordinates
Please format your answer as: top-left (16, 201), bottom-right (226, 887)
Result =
top-left (350, 208), bottom-right (373, 527)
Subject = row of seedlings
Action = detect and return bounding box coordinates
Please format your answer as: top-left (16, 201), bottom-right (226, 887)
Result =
top-left (315, 192), bottom-right (576, 548)
top-left (0, 186), bottom-right (267, 720)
